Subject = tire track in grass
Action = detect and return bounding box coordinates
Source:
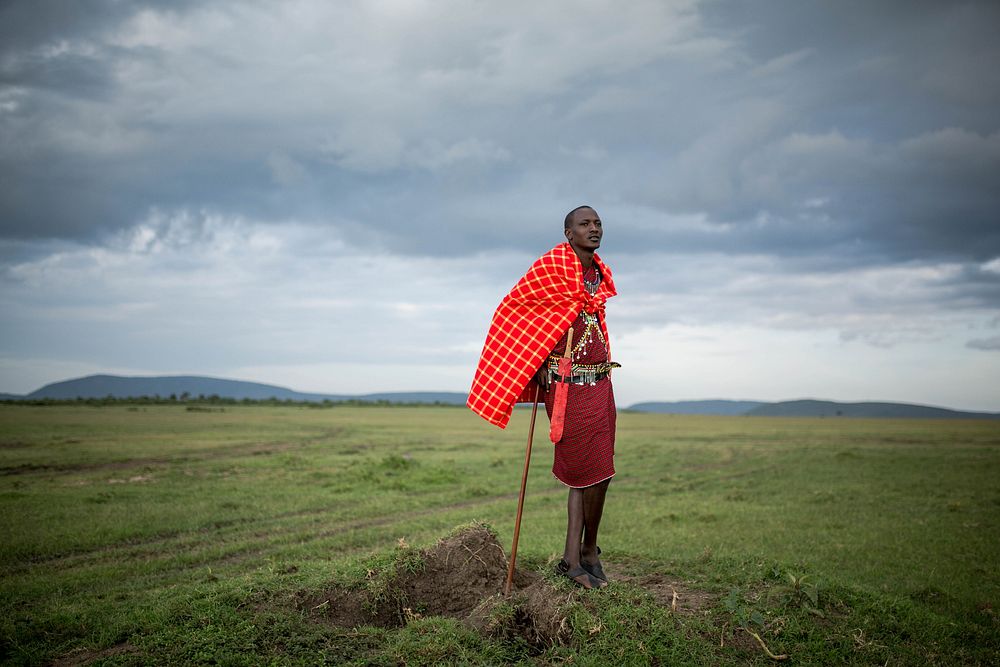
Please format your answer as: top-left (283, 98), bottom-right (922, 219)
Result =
top-left (6, 508), bottom-right (496, 608)
top-left (7, 457), bottom-right (766, 577)
top-left (5, 462), bottom-right (775, 598)
top-left (8, 475), bottom-right (616, 580)
top-left (0, 428), bottom-right (345, 476)
top-left (4, 496), bottom-right (525, 593)
top-left (5, 484), bottom-right (560, 575)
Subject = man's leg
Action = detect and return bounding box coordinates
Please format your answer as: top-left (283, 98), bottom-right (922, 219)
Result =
top-left (561, 488), bottom-right (596, 588)
top-left (581, 479), bottom-right (610, 570)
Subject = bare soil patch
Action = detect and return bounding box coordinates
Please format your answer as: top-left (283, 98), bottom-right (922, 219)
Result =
top-left (608, 569), bottom-right (715, 615)
top-left (50, 642), bottom-right (137, 666)
top-left (0, 439), bottom-right (32, 450)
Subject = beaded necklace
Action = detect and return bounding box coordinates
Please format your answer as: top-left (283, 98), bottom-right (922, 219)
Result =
top-left (571, 266), bottom-right (605, 360)
top-left (583, 266), bottom-right (600, 295)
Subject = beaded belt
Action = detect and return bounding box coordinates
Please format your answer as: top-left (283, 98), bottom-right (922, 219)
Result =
top-left (546, 358), bottom-right (621, 386)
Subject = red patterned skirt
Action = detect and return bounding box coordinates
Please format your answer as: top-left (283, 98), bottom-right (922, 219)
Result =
top-left (543, 310), bottom-right (617, 488)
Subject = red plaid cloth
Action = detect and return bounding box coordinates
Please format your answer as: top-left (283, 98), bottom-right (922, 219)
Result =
top-left (467, 242), bottom-right (617, 429)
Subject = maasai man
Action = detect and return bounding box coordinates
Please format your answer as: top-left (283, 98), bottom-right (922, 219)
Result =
top-left (468, 205), bottom-right (618, 589)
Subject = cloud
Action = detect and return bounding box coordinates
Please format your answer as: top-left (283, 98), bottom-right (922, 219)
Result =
top-left (0, 209), bottom-right (528, 378)
top-left (2, 0), bottom-right (998, 266)
top-left (615, 319), bottom-right (1000, 411)
top-left (610, 252), bottom-right (998, 343)
top-left (967, 336), bottom-right (1000, 351)
top-left (750, 48), bottom-right (814, 78)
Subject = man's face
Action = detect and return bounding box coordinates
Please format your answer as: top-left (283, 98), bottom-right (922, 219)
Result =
top-left (565, 208), bottom-right (602, 251)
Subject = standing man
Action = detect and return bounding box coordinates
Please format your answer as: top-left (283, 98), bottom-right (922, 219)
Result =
top-left (468, 205), bottom-right (619, 590)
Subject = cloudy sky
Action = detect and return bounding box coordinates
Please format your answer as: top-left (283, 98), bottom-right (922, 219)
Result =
top-left (2, 0), bottom-right (999, 411)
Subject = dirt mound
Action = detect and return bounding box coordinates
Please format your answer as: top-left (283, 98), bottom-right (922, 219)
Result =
top-left (400, 522), bottom-right (522, 617)
top-left (302, 525), bottom-right (709, 650)
top-left (303, 525), bottom-right (566, 647)
top-left (466, 581), bottom-right (574, 649)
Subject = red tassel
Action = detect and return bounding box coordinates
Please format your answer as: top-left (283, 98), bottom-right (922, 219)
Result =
top-left (549, 326), bottom-right (574, 444)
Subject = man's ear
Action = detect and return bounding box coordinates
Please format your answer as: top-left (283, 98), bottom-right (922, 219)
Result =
top-left (564, 228), bottom-right (572, 241)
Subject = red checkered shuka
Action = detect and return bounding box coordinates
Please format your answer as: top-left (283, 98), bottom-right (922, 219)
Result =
top-left (467, 242), bottom-right (617, 429)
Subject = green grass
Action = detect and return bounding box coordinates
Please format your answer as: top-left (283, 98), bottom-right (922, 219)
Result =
top-left (1, 404), bottom-right (998, 664)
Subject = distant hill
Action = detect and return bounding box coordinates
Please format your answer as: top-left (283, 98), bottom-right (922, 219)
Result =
top-left (626, 400), bottom-right (764, 415)
top-left (628, 398), bottom-right (998, 419)
top-left (7, 375), bottom-right (998, 417)
top-left (21, 375), bottom-right (468, 405)
top-left (26, 375), bottom-right (340, 401)
top-left (746, 399), bottom-right (1000, 419)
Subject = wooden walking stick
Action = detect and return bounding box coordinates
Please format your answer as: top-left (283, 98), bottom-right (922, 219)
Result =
top-left (504, 382), bottom-right (541, 596)
top-left (505, 327), bottom-right (572, 596)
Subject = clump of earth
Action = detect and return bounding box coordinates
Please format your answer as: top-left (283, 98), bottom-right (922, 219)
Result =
top-left (301, 525), bottom-right (707, 649)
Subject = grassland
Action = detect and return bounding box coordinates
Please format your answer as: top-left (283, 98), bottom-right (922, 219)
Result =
top-left (1, 403), bottom-right (998, 665)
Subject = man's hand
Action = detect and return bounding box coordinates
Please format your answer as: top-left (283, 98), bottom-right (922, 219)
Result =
top-left (535, 365), bottom-right (550, 390)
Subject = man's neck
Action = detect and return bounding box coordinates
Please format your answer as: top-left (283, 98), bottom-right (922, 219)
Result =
top-left (570, 244), bottom-right (595, 269)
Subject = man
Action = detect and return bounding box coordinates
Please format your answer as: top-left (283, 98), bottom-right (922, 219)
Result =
top-left (468, 205), bottom-right (619, 589)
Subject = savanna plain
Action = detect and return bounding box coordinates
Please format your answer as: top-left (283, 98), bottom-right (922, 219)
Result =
top-left (1, 403), bottom-right (998, 665)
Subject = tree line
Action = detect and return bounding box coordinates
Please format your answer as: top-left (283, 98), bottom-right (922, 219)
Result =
top-left (0, 395), bottom-right (463, 408)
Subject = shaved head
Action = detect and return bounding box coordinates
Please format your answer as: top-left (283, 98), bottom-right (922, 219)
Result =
top-left (564, 205), bottom-right (596, 229)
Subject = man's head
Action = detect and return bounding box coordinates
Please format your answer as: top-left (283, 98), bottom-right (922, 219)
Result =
top-left (564, 205), bottom-right (602, 252)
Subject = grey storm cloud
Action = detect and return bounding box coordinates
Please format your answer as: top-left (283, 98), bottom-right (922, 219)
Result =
top-left (1, 0), bottom-right (998, 270)
top-left (967, 336), bottom-right (1000, 351)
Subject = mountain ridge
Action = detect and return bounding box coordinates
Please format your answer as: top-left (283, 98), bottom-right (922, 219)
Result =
top-left (745, 398), bottom-right (1000, 419)
top-left (627, 400), bottom-right (765, 415)
top-left (2, 375), bottom-right (998, 418)
top-left (16, 374), bottom-right (467, 405)
top-left (633, 398), bottom-right (999, 419)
